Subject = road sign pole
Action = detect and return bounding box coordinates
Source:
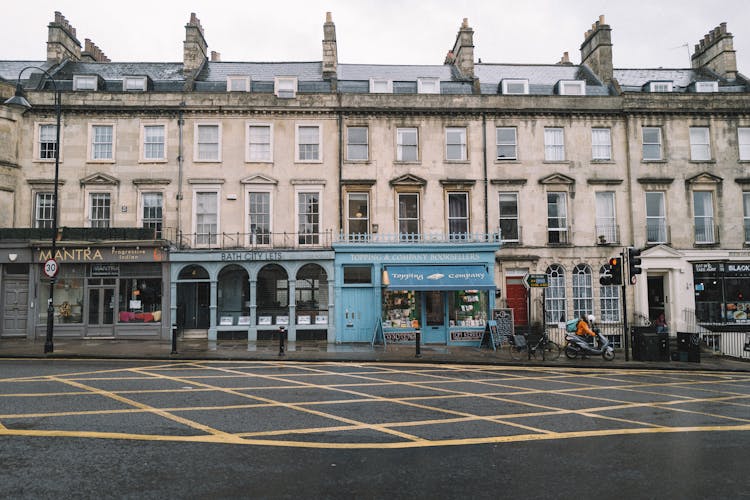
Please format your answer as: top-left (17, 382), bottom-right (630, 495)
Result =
top-left (622, 250), bottom-right (629, 361)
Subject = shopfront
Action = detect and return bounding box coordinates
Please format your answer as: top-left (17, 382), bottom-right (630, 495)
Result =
top-left (334, 243), bottom-right (499, 345)
top-left (694, 261), bottom-right (750, 327)
top-left (0, 247), bottom-right (33, 338)
top-left (170, 249), bottom-right (334, 341)
top-left (31, 245), bottom-right (170, 339)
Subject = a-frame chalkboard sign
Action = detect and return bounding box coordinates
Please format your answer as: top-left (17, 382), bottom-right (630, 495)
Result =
top-left (371, 317), bottom-right (386, 347)
top-left (480, 320), bottom-right (500, 350)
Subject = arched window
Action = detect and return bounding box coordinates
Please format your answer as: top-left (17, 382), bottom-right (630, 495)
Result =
top-left (599, 265), bottom-right (621, 322)
top-left (178, 265), bottom-right (209, 280)
top-left (545, 264), bottom-right (566, 324)
top-left (572, 264), bottom-right (593, 319)
top-left (256, 264), bottom-right (289, 325)
top-left (295, 264), bottom-right (328, 323)
top-left (218, 265), bottom-right (249, 326)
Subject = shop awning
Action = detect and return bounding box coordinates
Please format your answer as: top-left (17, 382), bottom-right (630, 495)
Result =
top-left (384, 265), bottom-right (495, 290)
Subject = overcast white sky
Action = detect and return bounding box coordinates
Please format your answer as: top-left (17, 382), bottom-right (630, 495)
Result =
top-left (3, 0), bottom-right (750, 73)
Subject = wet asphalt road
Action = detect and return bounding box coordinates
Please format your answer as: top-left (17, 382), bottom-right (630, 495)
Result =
top-left (1, 359), bottom-right (748, 499)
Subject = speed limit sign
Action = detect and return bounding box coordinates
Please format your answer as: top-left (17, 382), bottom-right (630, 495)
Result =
top-left (43, 258), bottom-right (59, 278)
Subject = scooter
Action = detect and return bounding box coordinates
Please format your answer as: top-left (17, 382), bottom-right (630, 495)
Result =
top-left (564, 327), bottom-right (615, 361)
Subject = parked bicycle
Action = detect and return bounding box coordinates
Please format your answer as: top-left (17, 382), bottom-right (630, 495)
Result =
top-left (506, 331), bottom-right (561, 361)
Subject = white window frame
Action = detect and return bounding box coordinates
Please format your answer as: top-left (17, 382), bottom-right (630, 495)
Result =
top-left (397, 192), bottom-right (420, 237)
top-left (88, 192), bottom-right (112, 228)
top-left (689, 126), bottom-right (712, 161)
top-left (34, 191), bottom-right (55, 229)
top-left (572, 264), bottom-right (594, 319)
top-left (642, 127), bottom-right (663, 161)
top-left (139, 122), bottom-right (167, 162)
top-left (739, 127), bottom-right (750, 161)
top-left (346, 192), bottom-right (370, 238)
top-left (545, 264), bottom-right (567, 324)
top-left (87, 123), bottom-right (116, 162)
top-left (547, 192), bottom-right (568, 244)
top-left (194, 123), bottom-right (222, 162)
top-left (275, 76), bottom-right (298, 98)
top-left (743, 192), bottom-right (750, 244)
top-left (599, 266), bottom-right (621, 322)
top-left (35, 122), bottom-right (61, 162)
top-left (246, 188), bottom-right (272, 246)
top-left (246, 122), bottom-right (273, 163)
top-left (591, 127), bottom-right (612, 161)
top-left (496, 127), bottom-right (517, 160)
top-left (227, 76), bottom-right (250, 92)
top-left (595, 192), bottom-right (617, 244)
top-left (123, 76), bottom-right (147, 91)
top-left (544, 127), bottom-right (565, 161)
top-left (346, 126), bottom-right (369, 161)
top-left (693, 191), bottom-right (715, 244)
top-left (296, 187), bottom-right (323, 246)
top-left (417, 77), bottom-right (440, 94)
top-left (193, 188), bottom-right (220, 246)
top-left (559, 80), bottom-right (586, 96)
top-left (369, 79), bottom-right (393, 93)
top-left (646, 191), bottom-right (668, 244)
top-left (295, 123), bottom-right (322, 163)
top-left (447, 191), bottom-right (470, 238)
top-left (445, 127), bottom-right (467, 161)
top-left (501, 79), bottom-right (529, 95)
top-left (139, 191), bottom-right (164, 238)
top-left (396, 127), bottom-right (419, 162)
top-left (498, 192), bottom-right (519, 243)
top-left (695, 81), bottom-right (718, 93)
top-left (649, 81), bottom-right (673, 92)
top-left (73, 75), bottom-right (97, 91)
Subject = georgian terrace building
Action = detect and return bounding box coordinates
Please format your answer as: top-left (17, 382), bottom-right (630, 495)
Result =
top-left (1, 12), bottom-right (748, 345)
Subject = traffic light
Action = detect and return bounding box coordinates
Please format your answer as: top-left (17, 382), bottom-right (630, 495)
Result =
top-left (599, 263), bottom-right (613, 286)
top-left (608, 257), bottom-right (623, 286)
top-left (628, 247), bottom-right (643, 283)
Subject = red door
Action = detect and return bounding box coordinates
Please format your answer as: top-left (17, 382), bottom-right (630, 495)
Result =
top-left (505, 278), bottom-right (528, 326)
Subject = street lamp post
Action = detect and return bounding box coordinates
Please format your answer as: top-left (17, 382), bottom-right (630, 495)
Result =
top-left (5, 67), bottom-right (61, 353)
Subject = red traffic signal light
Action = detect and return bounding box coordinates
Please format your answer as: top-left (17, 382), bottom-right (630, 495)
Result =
top-left (608, 256), bottom-right (623, 285)
top-left (609, 257), bottom-right (620, 267)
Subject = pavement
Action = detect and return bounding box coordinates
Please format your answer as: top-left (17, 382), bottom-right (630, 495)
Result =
top-left (0, 336), bottom-right (748, 371)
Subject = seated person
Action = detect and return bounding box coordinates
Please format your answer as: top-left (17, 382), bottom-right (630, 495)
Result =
top-left (654, 313), bottom-right (668, 333)
top-left (576, 314), bottom-right (597, 345)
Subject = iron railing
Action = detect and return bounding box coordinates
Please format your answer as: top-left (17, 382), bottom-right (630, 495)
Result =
top-left (0, 227), bottom-right (158, 241)
top-left (334, 232), bottom-right (501, 244)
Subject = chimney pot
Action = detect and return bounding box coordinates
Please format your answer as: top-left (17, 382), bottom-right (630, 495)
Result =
top-left (599, 15), bottom-right (605, 24)
top-left (462, 17), bottom-right (469, 28)
top-left (326, 11), bottom-right (332, 22)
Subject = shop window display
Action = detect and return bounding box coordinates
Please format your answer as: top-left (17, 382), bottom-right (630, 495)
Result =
top-left (39, 264), bottom-right (84, 324)
top-left (118, 278), bottom-right (162, 323)
top-left (449, 290), bottom-right (488, 327)
top-left (383, 290), bottom-right (420, 328)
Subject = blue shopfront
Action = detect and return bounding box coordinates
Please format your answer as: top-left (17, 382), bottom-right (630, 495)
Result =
top-left (333, 243), bottom-right (499, 345)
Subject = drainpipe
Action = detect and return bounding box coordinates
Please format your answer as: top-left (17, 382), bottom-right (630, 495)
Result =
top-left (624, 112), bottom-right (634, 361)
top-left (177, 103), bottom-right (185, 248)
top-left (482, 113), bottom-right (489, 235)
top-left (337, 105), bottom-right (343, 236)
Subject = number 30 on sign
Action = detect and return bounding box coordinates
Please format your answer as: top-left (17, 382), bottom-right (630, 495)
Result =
top-left (43, 258), bottom-right (59, 278)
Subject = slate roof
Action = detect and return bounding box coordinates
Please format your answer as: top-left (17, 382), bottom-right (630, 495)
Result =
top-left (338, 64), bottom-right (458, 81)
top-left (0, 61), bottom-right (56, 84)
top-left (200, 61), bottom-right (324, 81)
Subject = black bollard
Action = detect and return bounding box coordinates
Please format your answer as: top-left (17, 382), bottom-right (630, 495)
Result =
top-left (171, 324), bottom-right (178, 355)
top-left (278, 326), bottom-right (286, 356)
top-left (415, 329), bottom-right (422, 358)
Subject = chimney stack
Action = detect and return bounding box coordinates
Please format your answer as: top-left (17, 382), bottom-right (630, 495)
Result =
top-left (580, 15), bottom-right (613, 84)
top-left (183, 12), bottom-right (208, 77)
top-left (557, 51), bottom-right (572, 65)
top-left (47, 11), bottom-right (82, 63)
top-left (691, 23), bottom-right (737, 80)
top-left (81, 38), bottom-right (110, 62)
top-left (322, 12), bottom-right (338, 83)
top-left (448, 18), bottom-right (475, 80)
top-left (211, 51), bottom-right (221, 62)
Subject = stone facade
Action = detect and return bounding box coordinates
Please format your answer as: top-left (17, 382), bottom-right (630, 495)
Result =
top-left (1, 11), bottom-right (750, 341)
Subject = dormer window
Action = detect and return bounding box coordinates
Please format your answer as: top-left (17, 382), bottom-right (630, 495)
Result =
top-left (275, 77), bottom-right (297, 98)
top-left (370, 78), bottom-right (393, 93)
top-left (501, 79), bottom-right (529, 95)
top-left (695, 81), bottom-right (718, 93)
top-left (73, 75), bottom-right (97, 91)
top-left (558, 80), bottom-right (585, 96)
top-left (227, 76), bottom-right (250, 92)
top-left (648, 81), bottom-right (673, 93)
top-left (123, 76), bottom-right (147, 91)
top-left (417, 77), bottom-right (440, 94)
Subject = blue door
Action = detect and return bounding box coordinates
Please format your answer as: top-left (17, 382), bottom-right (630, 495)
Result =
top-left (422, 291), bottom-right (447, 343)
top-left (340, 288), bottom-right (378, 342)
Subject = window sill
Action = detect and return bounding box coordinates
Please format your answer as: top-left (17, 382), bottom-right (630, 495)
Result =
top-left (139, 159), bottom-right (168, 164)
top-left (294, 160), bottom-right (324, 164)
top-left (33, 158), bottom-right (62, 163)
top-left (245, 160), bottom-right (274, 164)
top-left (445, 160), bottom-right (470, 164)
top-left (688, 160), bottom-right (716, 164)
top-left (542, 160), bottom-right (570, 165)
top-left (193, 160), bottom-right (222, 163)
top-left (394, 161), bottom-right (421, 165)
top-left (694, 242), bottom-right (719, 248)
top-left (495, 159), bottom-right (520, 163)
top-left (641, 159), bottom-right (667, 164)
top-left (343, 160), bottom-right (371, 165)
top-left (87, 159), bottom-right (116, 164)
top-left (591, 159), bottom-right (615, 164)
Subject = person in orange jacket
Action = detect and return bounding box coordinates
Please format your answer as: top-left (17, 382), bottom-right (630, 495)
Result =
top-left (576, 314), bottom-right (597, 345)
